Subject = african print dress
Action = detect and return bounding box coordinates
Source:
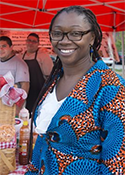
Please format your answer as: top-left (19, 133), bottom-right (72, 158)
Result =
top-left (25, 60), bottom-right (125, 175)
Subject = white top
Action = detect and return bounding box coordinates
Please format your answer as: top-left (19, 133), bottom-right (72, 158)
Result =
top-left (35, 86), bottom-right (65, 134)
top-left (0, 55), bottom-right (29, 83)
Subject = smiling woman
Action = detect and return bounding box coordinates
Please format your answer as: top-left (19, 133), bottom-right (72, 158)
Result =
top-left (26, 5), bottom-right (125, 175)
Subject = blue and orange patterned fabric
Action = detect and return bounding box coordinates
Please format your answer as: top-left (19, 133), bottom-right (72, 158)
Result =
top-left (25, 60), bottom-right (125, 175)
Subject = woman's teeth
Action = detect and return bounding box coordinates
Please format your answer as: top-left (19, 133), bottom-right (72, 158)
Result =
top-left (60, 49), bottom-right (74, 54)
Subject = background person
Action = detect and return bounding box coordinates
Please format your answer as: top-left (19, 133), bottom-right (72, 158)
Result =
top-left (26, 6), bottom-right (125, 175)
top-left (22, 33), bottom-right (53, 118)
top-left (0, 36), bottom-right (30, 116)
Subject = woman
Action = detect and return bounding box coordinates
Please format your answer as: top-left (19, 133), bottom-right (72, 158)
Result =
top-left (26, 6), bottom-right (125, 175)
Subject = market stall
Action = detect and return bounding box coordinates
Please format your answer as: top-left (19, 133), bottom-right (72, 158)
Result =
top-left (0, 72), bottom-right (28, 175)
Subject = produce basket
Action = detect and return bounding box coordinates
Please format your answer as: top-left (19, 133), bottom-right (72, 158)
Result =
top-left (0, 71), bottom-right (27, 174)
top-left (0, 99), bottom-right (16, 175)
top-left (0, 99), bottom-right (16, 125)
top-left (0, 72), bottom-right (26, 126)
top-left (0, 148), bottom-right (16, 175)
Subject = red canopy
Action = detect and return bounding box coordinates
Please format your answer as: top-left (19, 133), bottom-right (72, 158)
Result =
top-left (0, 0), bottom-right (125, 32)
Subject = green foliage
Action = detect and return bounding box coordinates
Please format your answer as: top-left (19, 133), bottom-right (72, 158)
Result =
top-left (115, 32), bottom-right (125, 53)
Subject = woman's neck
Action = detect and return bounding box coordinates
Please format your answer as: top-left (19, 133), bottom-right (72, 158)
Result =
top-left (62, 59), bottom-right (95, 79)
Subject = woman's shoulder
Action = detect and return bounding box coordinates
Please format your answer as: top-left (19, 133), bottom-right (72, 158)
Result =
top-left (88, 60), bottom-right (125, 87)
top-left (96, 60), bottom-right (123, 80)
top-left (100, 67), bottom-right (125, 87)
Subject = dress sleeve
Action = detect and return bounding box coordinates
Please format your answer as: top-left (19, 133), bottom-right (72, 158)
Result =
top-left (99, 82), bottom-right (125, 174)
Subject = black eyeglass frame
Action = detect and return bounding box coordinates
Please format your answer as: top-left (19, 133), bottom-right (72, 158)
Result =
top-left (50, 29), bottom-right (92, 41)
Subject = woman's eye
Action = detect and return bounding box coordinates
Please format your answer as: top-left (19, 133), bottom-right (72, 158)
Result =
top-left (71, 32), bottom-right (81, 36)
top-left (53, 32), bottom-right (62, 37)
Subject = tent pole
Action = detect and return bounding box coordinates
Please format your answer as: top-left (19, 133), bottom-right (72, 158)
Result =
top-left (112, 12), bottom-right (116, 72)
top-left (112, 31), bottom-right (115, 71)
top-left (121, 31), bottom-right (125, 78)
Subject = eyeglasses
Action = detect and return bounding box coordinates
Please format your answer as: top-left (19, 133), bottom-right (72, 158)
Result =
top-left (26, 39), bottom-right (38, 44)
top-left (50, 30), bottom-right (92, 41)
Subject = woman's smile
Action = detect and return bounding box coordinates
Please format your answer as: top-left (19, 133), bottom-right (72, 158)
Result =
top-left (59, 48), bottom-right (76, 55)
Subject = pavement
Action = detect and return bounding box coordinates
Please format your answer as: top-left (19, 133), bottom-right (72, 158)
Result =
top-left (114, 64), bottom-right (125, 78)
top-left (114, 64), bottom-right (123, 70)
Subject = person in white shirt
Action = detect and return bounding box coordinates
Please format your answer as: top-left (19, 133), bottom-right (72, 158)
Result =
top-left (0, 36), bottom-right (30, 115)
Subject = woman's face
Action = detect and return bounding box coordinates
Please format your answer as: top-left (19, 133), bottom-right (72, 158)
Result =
top-left (50, 11), bottom-right (95, 66)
